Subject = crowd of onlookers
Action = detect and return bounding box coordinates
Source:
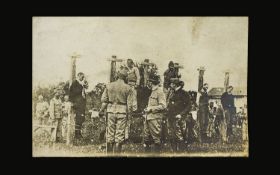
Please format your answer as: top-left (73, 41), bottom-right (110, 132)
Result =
top-left (33, 59), bottom-right (248, 151)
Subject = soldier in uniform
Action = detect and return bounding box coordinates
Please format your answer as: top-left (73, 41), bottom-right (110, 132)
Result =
top-left (166, 78), bottom-right (191, 152)
top-left (49, 90), bottom-right (63, 142)
top-left (143, 74), bottom-right (166, 154)
top-left (99, 69), bottom-right (132, 154)
top-left (197, 83), bottom-right (210, 143)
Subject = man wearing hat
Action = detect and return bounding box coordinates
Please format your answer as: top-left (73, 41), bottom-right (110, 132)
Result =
top-left (99, 69), bottom-right (133, 154)
top-left (166, 78), bottom-right (191, 152)
top-left (143, 74), bottom-right (166, 154)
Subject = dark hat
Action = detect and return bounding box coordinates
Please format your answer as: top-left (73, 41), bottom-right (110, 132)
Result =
top-left (148, 74), bottom-right (160, 84)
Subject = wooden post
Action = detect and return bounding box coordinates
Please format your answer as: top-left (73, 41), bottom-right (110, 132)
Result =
top-left (68, 52), bottom-right (81, 145)
top-left (107, 55), bottom-right (123, 82)
top-left (197, 66), bottom-right (205, 92)
top-left (224, 71), bottom-right (230, 92)
top-left (70, 53), bottom-right (81, 85)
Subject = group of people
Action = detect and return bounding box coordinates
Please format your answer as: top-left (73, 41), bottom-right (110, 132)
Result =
top-left (34, 72), bottom-right (88, 144)
top-left (98, 59), bottom-right (243, 155)
top-left (34, 59), bottom-right (246, 155)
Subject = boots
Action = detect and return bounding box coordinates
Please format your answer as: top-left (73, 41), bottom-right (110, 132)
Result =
top-left (106, 143), bottom-right (114, 154)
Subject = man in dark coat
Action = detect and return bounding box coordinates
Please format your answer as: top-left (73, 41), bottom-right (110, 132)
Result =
top-left (197, 83), bottom-right (209, 143)
top-left (221, 86), bottom-right (236, 141)
top-left (166, 78), bottom-right (191, 152)
top-left (69, 72), bottom-right (87, 141)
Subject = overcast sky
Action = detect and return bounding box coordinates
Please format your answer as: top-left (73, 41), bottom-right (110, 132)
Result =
top-left (33, 17), bottom-right (248, 91)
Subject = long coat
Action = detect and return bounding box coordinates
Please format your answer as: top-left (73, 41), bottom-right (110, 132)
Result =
top-left (167, 88), bottom-right (191, 119)
top-left (69, 80), bottom-right (86, 114)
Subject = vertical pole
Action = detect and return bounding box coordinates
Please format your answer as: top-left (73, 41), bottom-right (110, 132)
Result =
top-left (110, 55), bottom-right (117, 82)
top-left (197, 67), bottom-right (205, 93)
top-left (224, 72), bottom-right (230, 92)
top-left (68, 53), bottom-right (80, 145)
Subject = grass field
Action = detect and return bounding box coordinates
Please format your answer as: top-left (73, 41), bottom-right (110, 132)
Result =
top-left (33, 133), bottom-right (248, 157)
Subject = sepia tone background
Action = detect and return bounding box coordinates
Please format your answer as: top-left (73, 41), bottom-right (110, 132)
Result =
top-left (32, 17), bottom-right (248, 157)
top-left (33, 17), bottom-right (248, 91)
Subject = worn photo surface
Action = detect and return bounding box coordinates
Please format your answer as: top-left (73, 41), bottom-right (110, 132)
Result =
top-left (32, 17), bottom-right (248, 157)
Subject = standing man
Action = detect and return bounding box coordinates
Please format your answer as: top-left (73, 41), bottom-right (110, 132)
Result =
top-left (49, 90), bottom-right (63, 142)
top-left (143, 74), bottom-right (166, 154)
top-left (35, 95), bottom-right (49, 125)
top-left (221, 86), bottom-right (236, 142)
top-left (166, 78), bottom-right (191, 152)
top-left (69, 72), bottom-right (87, 143)
top-left (197, 83), bottom-right (210, 143)
top-left (99, 69), bottom-right (132, 154)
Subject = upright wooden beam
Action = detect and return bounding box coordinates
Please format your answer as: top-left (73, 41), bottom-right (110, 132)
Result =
top-left (197, 66), bottom-right (205, 92)
top-left (107, 55), bottom-right (123, 82)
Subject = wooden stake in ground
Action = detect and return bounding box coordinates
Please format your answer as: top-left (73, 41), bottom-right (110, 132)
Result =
top-left (224, 71), bottom-right (230, 92)
top-left (197, 66), bottom-right (205, 92)
top-left (107, 55), bottom-right (123, 83)
top-left (69, 52), bottom-right (81, 85)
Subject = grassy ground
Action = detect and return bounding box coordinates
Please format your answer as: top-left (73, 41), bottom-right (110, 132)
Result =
top-left (33, 136), bottom-right (248, 157)
top-left (33, 141), bottom-right (248, 157)
top-left (33, 119), bottom-right (248, 157)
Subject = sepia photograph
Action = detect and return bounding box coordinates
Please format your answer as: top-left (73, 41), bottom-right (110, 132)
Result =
top-left (32, 17), bottom-right (248, 157)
